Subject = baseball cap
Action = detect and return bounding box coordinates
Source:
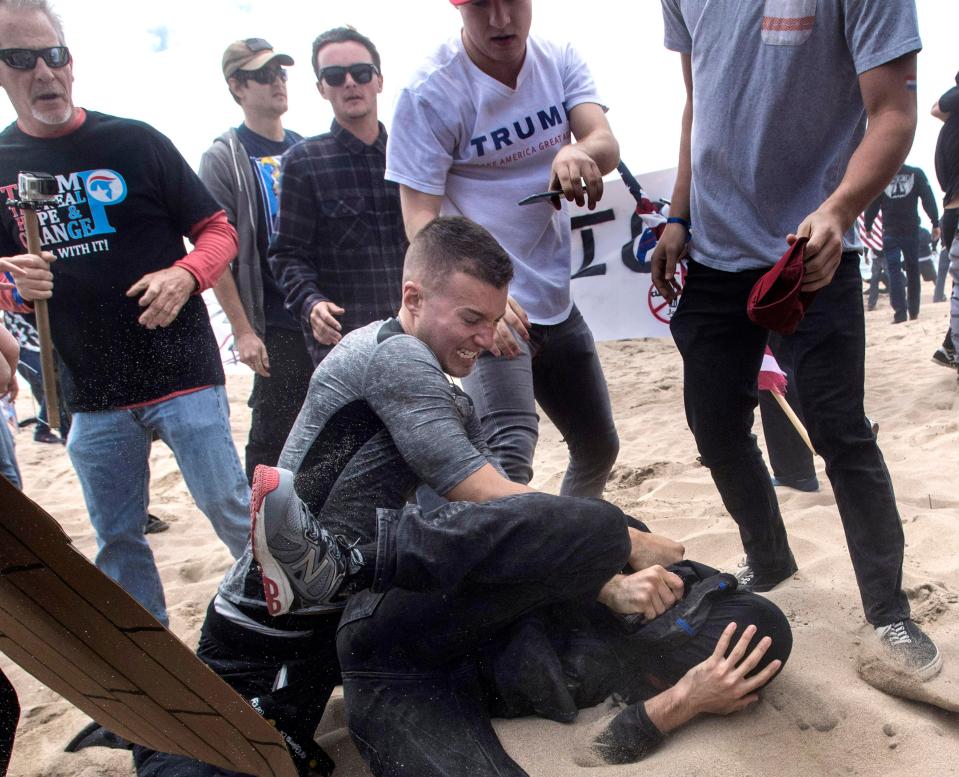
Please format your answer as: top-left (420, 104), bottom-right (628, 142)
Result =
top-left (746, 237), bottom-right (818, 335)
top-left (222, 38), bottom-right (294, 80)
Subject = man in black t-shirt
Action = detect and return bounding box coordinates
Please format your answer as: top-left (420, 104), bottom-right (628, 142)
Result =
top-left (0, 1), bottom-right (250, 628)
top-left (199, 38), bottom-right (314, 483)
top-left (864, 163), bottom-right (940, 322)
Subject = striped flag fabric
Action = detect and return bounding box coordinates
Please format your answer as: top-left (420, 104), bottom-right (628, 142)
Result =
top-left (858, 212), bottom-right (883, 252)
top-left (758, 346), bottom-right (788, 395)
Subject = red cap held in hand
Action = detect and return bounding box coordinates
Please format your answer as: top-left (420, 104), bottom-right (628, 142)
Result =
top-left (746, 237), bottom-right (817, 335)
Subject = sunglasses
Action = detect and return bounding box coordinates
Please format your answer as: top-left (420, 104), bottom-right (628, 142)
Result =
top-left (319, 63), bottom-right (379, 87)
top-left (235, 66), bottom-right (288, 85)
top-left (0, 46), bottom-right (70, 70)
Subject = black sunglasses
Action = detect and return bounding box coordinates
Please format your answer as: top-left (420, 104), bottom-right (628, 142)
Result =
top-left (319, 63), bottom-right (379, 87)
top-left (235, 66), bottom-right (288, 85)
top-left (0, 46), bottom-right (70, 70)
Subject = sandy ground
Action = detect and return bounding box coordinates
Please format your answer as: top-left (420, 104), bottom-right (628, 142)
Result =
top-left (2, 290), bottom-right (958, 777)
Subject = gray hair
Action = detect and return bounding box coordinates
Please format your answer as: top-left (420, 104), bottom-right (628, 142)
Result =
top-left (0, 0), bottom-right (66, 45)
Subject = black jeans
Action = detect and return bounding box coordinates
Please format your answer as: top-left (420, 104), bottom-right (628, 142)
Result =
top-left (244, 327), bottom-right (314, 484)
top-left (0, 669), bottom-right (17, 777)
top-left (671, 255), bottom-right (908, 625)
top-left (133, 602), bottom-right (341, 777)
top-left (758, 332), bottom-right (815, 483)
top-left (338, 498), bottom-right (790, 777)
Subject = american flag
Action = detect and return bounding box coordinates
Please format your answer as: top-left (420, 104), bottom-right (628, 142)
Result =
top-left (758, 347), bottom-right (788, 395)
top-left (858, 212), bottom-right (883, 252)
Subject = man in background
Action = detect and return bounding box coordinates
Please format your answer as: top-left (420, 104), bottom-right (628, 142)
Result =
top-left (269, 26), bottom-right (406, 367)
top-left (199, 38), bottom-right (313, 483)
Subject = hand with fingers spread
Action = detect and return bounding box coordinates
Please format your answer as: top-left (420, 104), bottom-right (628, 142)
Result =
top-left (597, 565), bottom-right (686, 622)
top-left (490, 296), bottom-right (530, 359)
top-left (234, 331), bottom-right (270, 377)
top-left (309, 300), bottom-right (345, 346)
top-left (126, 266), bottom-right (197, 329)
top-left (650, 224), bottom-right (687, 304)
top-left (1, 252), bottom-right (56, 301)
top-left (549, 145), bottom-right (604, 211)
top-left (788, 205), bottom-right (847, 292)
top-left (673, 622), bottom-right (782, 716)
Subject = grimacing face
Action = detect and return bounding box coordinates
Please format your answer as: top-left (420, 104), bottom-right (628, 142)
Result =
top-left (406, 270), bottom-right (507, 378)
top-left (315, 39), bottom-right (382, 125)
top-left (0, 7), bottom-right (74, 136)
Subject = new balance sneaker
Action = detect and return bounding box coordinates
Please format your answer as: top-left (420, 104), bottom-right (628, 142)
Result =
top-left (875, 620), bottom-right (942, 681)
top-left (734, 557), bottom-right (798, 593)
top-left (931, 346), bottom-right (956, 369)
top-left (250, 465), bottom-right (364, 616)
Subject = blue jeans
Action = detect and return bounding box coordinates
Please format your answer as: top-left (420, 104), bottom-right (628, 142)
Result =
top-left (951, 234), bottom-right (959, 354)
top-left (934, 208), bottom-right (957, 302)
top-left (0, 414), bottom-right (21, 489)
top-left (460, 305), bottom-right (619, 497)
top-left (671, 254), bottom-right (908, 625)
top-left (66, 386), bottom-right (250, 625)
top-left (883, 232), bottom-right (921, 320)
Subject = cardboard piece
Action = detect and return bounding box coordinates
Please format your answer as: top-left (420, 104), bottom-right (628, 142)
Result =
top-left (0, 477), bottom-right (297, 777)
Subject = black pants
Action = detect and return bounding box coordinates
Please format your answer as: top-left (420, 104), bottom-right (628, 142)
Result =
top-left (133, 602), bottom-right (341, 777)
top-left (244, 327), bottom-right (314, 484)
top-left (337, 497), bottom-right (790, 777)
top-left (883, 232), bottom-right (922, 320)
top-left (0, 669), bottom-right (18, 777)
top-left (758, 332), bottom-right (816, 483)
top-left (671, 255), bottom-right (908, 625)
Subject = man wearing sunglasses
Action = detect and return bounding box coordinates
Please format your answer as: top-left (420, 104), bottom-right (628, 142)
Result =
top-left (268, 26), bottom-right (406, 368)
top-left (0, 1), bottom-right (250, 626)
top-left (199, 39), bottom-right (314, 484)
top-left (386, 0), bottom-right (621, 503)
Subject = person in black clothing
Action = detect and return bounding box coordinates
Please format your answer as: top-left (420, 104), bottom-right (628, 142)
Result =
top-left (931, 72), bottom-right (959, 372)
top-left (0, 668), bottom-right (17, 777)
top-left (864, 163), bottom-right (940, 322)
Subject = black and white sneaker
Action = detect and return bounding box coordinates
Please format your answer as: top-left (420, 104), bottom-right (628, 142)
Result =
top-left (734, 557), bottom-right (798, 593)
top-left (875, 620), bottom-right (942, 681)
top-left (931, 347), bottom-right (956, 369)
top-left (250, 465), bottom-right (364, 616)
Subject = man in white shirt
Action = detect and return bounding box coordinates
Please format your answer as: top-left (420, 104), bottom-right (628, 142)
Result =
top-left (386, 0), bottom-right (621, 498)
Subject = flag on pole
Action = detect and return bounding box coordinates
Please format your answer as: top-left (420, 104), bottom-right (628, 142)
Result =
top-left (758, 346), bottom-right (787, 395)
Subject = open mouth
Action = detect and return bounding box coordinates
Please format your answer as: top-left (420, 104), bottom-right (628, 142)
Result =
top-left (457, 348), bottom-right (479, 362)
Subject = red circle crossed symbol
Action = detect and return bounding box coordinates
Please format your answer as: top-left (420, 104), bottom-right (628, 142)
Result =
top-left (648, 261), bottom-right (687, 324)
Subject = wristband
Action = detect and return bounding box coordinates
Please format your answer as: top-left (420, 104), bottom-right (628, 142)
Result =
top-left (666, 216), bottom-right (691, 232)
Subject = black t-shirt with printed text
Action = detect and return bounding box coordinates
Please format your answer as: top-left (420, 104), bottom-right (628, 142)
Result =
top-left (0, 111), bottom-right (224, 412)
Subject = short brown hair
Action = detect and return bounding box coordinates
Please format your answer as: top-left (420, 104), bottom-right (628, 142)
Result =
top-left (405, 217), bottom-right (513, 291)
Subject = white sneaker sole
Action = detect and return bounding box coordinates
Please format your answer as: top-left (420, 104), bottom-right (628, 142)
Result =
top-left (250, 465), bottom-right (294, 617)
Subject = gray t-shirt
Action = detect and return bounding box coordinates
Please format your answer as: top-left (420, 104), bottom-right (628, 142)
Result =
top-left (219, 318), bottom-right (491, 615)
top-left (661, 0), bottom-right (921, 271)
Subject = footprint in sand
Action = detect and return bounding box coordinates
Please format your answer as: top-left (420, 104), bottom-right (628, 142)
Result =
top-left (762, 673), bottom-right (843, 732)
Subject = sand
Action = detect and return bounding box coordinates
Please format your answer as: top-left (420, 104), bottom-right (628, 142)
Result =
top-left (2, 291), bottom-right (958, 777)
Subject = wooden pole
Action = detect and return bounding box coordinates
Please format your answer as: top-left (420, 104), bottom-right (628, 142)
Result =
top-left (21, 208), bottom-right (60, 430)
top-left (770, 390), bottom-right (814, 455)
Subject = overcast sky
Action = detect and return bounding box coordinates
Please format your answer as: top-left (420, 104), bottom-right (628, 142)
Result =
top-left (1, 1), bottom-right (956, 204)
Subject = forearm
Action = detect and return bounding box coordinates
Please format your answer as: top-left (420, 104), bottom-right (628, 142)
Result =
top-left (643, 684), bottom-right (696, 734)
top-left (669, 56), bottom-right (694, 220)
top-left (212, 270), bottom-right (255, 336)
top-left (175, 210), bottom-right (238, 292)
top-left (267, 247), bottom-right (327, 326)
top-left (0, 327), bottom-right (18, 373)
top-left (572, 128), bottom-right (620, 176)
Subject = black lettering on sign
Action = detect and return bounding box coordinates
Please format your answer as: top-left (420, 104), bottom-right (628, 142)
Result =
top-left (570, 209), bottom-right (615, 279)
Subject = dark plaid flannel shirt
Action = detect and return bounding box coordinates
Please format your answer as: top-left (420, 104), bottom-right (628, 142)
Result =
top-left (268, 120), bottom-right (407, 364)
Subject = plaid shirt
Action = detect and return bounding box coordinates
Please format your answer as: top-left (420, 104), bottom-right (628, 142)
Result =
top-left (269, 120), bottom-right (407, 364)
